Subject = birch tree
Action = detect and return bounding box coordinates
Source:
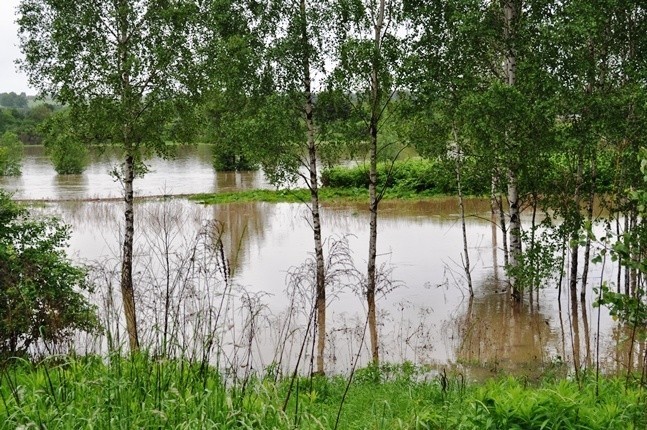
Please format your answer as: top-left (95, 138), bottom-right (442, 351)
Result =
top-left (18, 0), bottom-right (245, 351)
top-left (331, 0), bottom-right (406, 364)
top-left (402, 0), bottom-right (499, 295)
top-left (257, 0), bottom-right (336, 375)
top-left (551, 1), bottom-right (647, 300)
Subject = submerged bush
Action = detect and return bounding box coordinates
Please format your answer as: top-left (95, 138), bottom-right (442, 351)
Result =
top-left (41, 110), bottom-right (88, 174)
top-left (47, 138), bottom-right (88, 174)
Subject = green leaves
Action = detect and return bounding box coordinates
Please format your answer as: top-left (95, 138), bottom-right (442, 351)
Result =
top-left (40, 110), bottom-right (88, 174)
top-left (18, 0), bottom-right (248, 153)
top-left (0, 191), bottom-right (98, 356)
top-left (0, 132), bottom-right (23, 176)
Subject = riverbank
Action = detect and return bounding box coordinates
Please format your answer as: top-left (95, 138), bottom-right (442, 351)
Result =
top-left (1, 355), bottom-right (644, 429)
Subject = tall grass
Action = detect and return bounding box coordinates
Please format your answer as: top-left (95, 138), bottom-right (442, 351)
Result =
top-left (1, 358), bottom-right (645, 429)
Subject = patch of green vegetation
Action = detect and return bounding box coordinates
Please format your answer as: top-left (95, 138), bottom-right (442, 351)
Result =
top-left (0, 357), bottom-right (644, 429)
top-left (0, 132), bottom-right (23, 176)
top-left (191, 186), bottom-right (444, 205)
top-left (322, 158), bottom-right (492, 196)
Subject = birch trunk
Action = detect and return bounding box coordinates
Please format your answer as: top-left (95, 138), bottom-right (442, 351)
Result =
top-left (454, 129), bottom-right (473, 296)
top-left (121, 150), bottom-right (139, 351)
top-left (366, 0), bottom-right (386, 365)
top-left (118, 1), bottom-right (139, 351)
top-left (580, 157), bottom-right (596, 301)
top-left (299, 0), bottom-right (326, 375)
top-left (503, 0), bottom-right (522, 301)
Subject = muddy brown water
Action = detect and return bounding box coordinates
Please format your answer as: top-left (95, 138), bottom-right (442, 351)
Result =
top-left (2, 145), bottom-right (641, 378)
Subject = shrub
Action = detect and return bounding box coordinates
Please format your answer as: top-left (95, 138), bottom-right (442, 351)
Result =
top-left (321, 157), bottom-right (491, 195)
top-left (0, 191), bottom-right (98, 356)
top-left (0, 131), bottom-right (23, 176)
top-left (213, 146), bottom-right (258, 171)
top-left (41, 111), bottom-right (88, 174)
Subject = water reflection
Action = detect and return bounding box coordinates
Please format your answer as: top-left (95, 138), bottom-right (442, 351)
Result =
top-left (455, 281), bottom-right (556, 373)
top-left (209, 202), bottom-right (269, 275)
top-left (32, 195), bottom-right (643, 376)
top-left (215, 170), bottom-right (265, 192)
top-left (53, 174), bottom-right (89, 200)
top-left (8, 148), bottom-right (646, 376)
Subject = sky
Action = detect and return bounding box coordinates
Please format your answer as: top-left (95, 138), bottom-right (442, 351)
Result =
top-left (0, 0), bottom-right (33, 95)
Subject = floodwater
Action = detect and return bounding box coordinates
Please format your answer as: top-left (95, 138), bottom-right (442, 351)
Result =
top-left (2, 145), bottom-right (642, 378)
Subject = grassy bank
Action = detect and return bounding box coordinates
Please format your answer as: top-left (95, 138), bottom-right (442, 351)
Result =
top-left (1, 355), bottom-right (645, 429)
top-left (190, 186), bottom-right (446, 205)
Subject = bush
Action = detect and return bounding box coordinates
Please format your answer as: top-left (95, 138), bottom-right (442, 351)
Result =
top-left (213, 146), bottom-right (258, 171)
top-left (47, 138), bottom-right (88, 174)
top-left (321, 157), bottom-right (491, 195)
top-left (41, 111), bottom-right (88, 174)
top-left (0, 131), bottom-right (23, 176)
top-left (0, 191), bottom-right (98, 356)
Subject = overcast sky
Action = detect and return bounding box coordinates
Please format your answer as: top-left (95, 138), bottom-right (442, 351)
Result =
top-left (1, 0), bottom-right (33, 95)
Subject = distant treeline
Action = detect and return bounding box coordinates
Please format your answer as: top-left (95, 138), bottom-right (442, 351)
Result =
top-left (0, 92), bottom-right (62, 145)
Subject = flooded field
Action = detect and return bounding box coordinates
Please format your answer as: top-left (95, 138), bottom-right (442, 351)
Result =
top-left (2, 145), bottom-right (640, 378)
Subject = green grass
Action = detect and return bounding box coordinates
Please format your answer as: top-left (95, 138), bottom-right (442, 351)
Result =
top-left (191, 187), bottom-right (445, 205)
top-left (0, 356), bottom-right (645, 429)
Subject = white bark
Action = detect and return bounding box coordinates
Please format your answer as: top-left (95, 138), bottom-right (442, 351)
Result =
top-left (503, 0), bottom-right (522, 300)
top-left (367, 0), bottom-right (387, 365)
top-left (299, 0), bottom-right (327, 375)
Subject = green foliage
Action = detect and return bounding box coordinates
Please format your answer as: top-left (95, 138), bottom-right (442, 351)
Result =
top-left (595, 149), bottom-right (647, 326)
top-left (0, 191), bottom-right (98, 356)
top-left (505, 220), bottom-right (563, 292)
top-left (40, 110), bottom-right (88, 174)
top-left (596, 284), bottom-right (647, 326)
top-left (0, 132), bottom-right (23, 176)
top-left (0, 104), bottom-right (60, 145)
top-left (321, 158), bottom-right (490, 195)
top-left (1, 357), bottom-right (644, 429)
top-left (0, 92), bottom-right (28, 109)
top-left (17, 0), bottom-right (228, 155)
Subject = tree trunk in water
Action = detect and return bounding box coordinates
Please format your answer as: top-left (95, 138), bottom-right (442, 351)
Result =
top-left (580, 157), bottom-right (596, 301)
top-left (503, 0), bottom-right (521, 300)
top-left (491, 212), bottom-right (500, 283)
top-left (570, 152), bottom-right (584, 300)
top-left (491, 175), bottom-right (509, 267)
top-left (366, 0), bottom-right (386, 365)
top-left (529, 194), bottom-right (537, 298)
top-left (498, 195), bottom-right (509, 268)
top-left (121, 151), bottom-right (140, 351)
top-left (299, 0), bottom-right (326, 375)
top-left (454, 133), bottom-right (473, 296)
top-left (367, 126), bottom-right (379, 364)
top-left (569, 241), bottom-right (579, 304)
top-left (508, 170), bottom-right (522, 301)
top-left (570, 288), bottom-right (581, 382)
